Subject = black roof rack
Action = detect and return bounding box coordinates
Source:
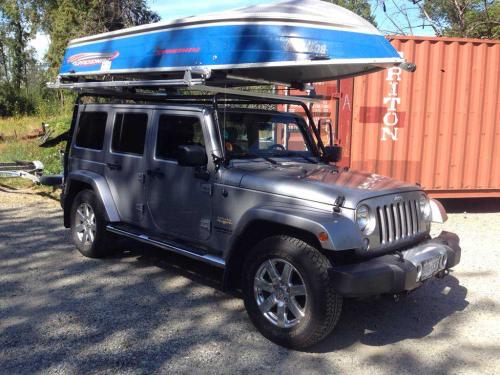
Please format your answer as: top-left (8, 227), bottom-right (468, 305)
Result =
top-left (48, 68), bottom-right (321, 104)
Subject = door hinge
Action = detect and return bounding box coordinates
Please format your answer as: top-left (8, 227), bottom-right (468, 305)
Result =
top-left (200, 218), bottom-right (211, 232)
top-left (136, 204), bottom-right (145, 215)
top-left (201, 183), bottom-right (213, 196)
top-left (137, 172), bottom-right (146, 184)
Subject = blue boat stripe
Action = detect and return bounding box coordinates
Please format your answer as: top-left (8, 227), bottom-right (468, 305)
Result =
top-left (60, 24), bottom-right (400, 75)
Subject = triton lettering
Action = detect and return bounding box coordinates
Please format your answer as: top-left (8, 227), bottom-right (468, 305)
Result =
top-left (381, 66), bottom-right (402, 141)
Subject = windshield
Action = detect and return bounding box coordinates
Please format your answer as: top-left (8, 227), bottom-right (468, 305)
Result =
top-left (217, 111), bottom-right (317, 159)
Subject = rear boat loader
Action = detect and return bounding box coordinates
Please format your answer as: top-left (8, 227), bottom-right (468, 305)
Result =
top-left (0, 161), bottom-right (44, 183)
top-left (47, 0), bottom-right (460, 349)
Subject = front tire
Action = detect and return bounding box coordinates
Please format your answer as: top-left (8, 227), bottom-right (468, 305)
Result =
top-left (70, 189), bottom-right (113, 258)
top-left (242, 235), bottom-right (343, 349)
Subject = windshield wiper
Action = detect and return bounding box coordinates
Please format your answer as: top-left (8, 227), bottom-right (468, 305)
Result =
top-left (295, 154), bottom-right (318, 164)
top-left (274, 151), bottom-right (318, 164)
top-left (230, 152), bottom-right (278, 165)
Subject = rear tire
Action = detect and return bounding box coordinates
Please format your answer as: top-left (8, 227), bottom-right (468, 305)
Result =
top-left (70, 189), bottom-right (113, 258)
top-left (242, 235), bottom-right (343, 349)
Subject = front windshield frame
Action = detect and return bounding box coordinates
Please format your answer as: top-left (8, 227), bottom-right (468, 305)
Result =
top-left (216, 108), bottom-right (321, 161)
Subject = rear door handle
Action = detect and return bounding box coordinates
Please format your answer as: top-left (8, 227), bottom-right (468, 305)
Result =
top-left (106, 163), bottom-right (122, 170)
top-left (147, 169), bottom-right (164, 178)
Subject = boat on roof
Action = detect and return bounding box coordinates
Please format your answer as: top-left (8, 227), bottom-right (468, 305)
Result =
top-left (58, 0), bottom-right (404, 86)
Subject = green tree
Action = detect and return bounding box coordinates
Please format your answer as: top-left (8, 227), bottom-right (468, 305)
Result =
top-left (420, 0), bottom-right (499, 39)
top-left (0, 0), bottom-right (42, 115)
top-left (0, 0), bottom-right (159, 115)
top-left (322, 0), bottom-right (376, 25)
top-left (42, 0), bottom-right (159, 74)
top-left (0, 0), bottom-right (39, 89)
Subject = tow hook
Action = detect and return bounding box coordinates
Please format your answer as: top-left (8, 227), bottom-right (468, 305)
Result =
top-left (392, 291), bottom-right (410, 302)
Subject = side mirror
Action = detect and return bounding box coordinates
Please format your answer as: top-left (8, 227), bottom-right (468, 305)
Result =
top-left (324, 145), bottom-right (342, 163)
top-left (177, 144), bottom-right (208, 167)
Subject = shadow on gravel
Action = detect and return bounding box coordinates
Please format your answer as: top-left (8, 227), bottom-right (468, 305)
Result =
top-left (114, 244), bottom-right (227, 294)
top-left (439, 197), bottom-right (500, 213)
top-left (0, 204), bottom-right (333, 373)
top-left (0, 184), bottom-right (60, 202)
top-left (0, 199), bottom-right (480, 374)
top-left (309, 273), bottom-right (469, 353)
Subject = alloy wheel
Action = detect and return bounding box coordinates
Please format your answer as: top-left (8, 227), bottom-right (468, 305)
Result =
top-left (254, 258), bottom-right (308, 328)
top-left (75, 202), bottom-right (96, 245)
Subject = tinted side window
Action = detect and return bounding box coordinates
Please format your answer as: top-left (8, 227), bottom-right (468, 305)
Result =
top-left (75, 112), bottom-right (107, 150)
top-left (112, 113), bottom-right (148, 155)
top-left (156, 115), bottom-right (205, 160)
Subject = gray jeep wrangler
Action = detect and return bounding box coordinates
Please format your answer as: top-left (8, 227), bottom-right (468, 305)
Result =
top-left (60, 92), bottom-right (460, 349)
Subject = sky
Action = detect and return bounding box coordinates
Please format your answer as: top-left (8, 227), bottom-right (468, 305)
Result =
top-left (147, 0), bottom-right (434, 35)
top-left (31, 0), bottom-right (434, 60)
top-left (148, 0), bottom-right (270, 19)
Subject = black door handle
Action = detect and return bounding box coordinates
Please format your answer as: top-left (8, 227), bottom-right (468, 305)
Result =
top-left (147, 169), bottom-right (164, 178)
top-left (106, 162), bottom-right (122, 170)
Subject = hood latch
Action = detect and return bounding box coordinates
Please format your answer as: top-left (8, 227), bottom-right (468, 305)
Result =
top-left (333, 196), bottom-right (345, 213)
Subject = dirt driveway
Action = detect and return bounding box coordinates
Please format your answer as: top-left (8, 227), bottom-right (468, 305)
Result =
top-left (1, 187), bottom-right (499, 374)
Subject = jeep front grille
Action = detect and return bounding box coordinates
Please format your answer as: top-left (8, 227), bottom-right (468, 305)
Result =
top-left (376, 200), bottom-right (420, 244)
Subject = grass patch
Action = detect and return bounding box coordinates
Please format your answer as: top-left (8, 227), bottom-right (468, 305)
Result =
top-left (0, 113), bottom-right (72, 175)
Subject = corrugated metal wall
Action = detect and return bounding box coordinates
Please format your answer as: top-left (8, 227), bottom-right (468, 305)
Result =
top-left (349, 36), bottom-right (500, 197)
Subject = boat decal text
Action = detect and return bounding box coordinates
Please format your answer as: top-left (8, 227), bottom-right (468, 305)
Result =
top-left (67, 51), bottom-right (120, 67)
top-left (155, 47), bottom-right (201, 56)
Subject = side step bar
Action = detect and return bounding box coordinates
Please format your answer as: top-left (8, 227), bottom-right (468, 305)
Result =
top-left (106, 225), bottom-right (225, 268)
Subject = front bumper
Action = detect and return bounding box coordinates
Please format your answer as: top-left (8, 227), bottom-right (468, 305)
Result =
top-left (331, 231), bottom-right (461, 297)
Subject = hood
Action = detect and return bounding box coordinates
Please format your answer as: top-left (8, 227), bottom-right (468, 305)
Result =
top-left (222, 161), bottom-right (420, 209)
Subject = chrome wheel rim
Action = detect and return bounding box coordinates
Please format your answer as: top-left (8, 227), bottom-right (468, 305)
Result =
top-left (75, 203), bottom-right (96, 245)
top-left (254, 258), bottom-right (307, 328)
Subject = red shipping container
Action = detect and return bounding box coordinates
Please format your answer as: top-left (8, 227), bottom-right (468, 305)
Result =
top-left (349, 36), bottom-right (500, 198)
top-left (287, 36), bottom-right (500, 198)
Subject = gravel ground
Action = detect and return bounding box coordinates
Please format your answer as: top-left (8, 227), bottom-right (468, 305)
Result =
top-left (1, 186), bottom-right (499, 375)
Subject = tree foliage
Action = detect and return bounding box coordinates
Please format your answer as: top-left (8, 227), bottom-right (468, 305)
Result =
top-left (0, 0), bottom-right (159, 116)
top-left (421, 0), bottom-right (499, 39)
top-left (0, 0), bottom-right (40, 89)
top-left (0, 0), bottom-right (42, 115)
top-left (42, 0), bottom-right (159, 73)
top-left (380, 0), bottom-right (499, 39)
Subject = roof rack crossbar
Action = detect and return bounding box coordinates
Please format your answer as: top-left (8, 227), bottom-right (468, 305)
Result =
top-left (195, 85), bottom-right (321, 104)
top-left (76, 90), bottom-right (322, 106)
top-left (48, 67), bottom-right (210, 90)
top-left (53, 85), bottom-right (321, 105)
top-left (48, 68), bottom-right (321, 104)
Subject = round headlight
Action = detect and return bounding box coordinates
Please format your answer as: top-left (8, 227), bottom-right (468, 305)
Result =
top-left (356, 205), bottom-right (375, 234)
top-left (419, 195), bottom-right (431, 220)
